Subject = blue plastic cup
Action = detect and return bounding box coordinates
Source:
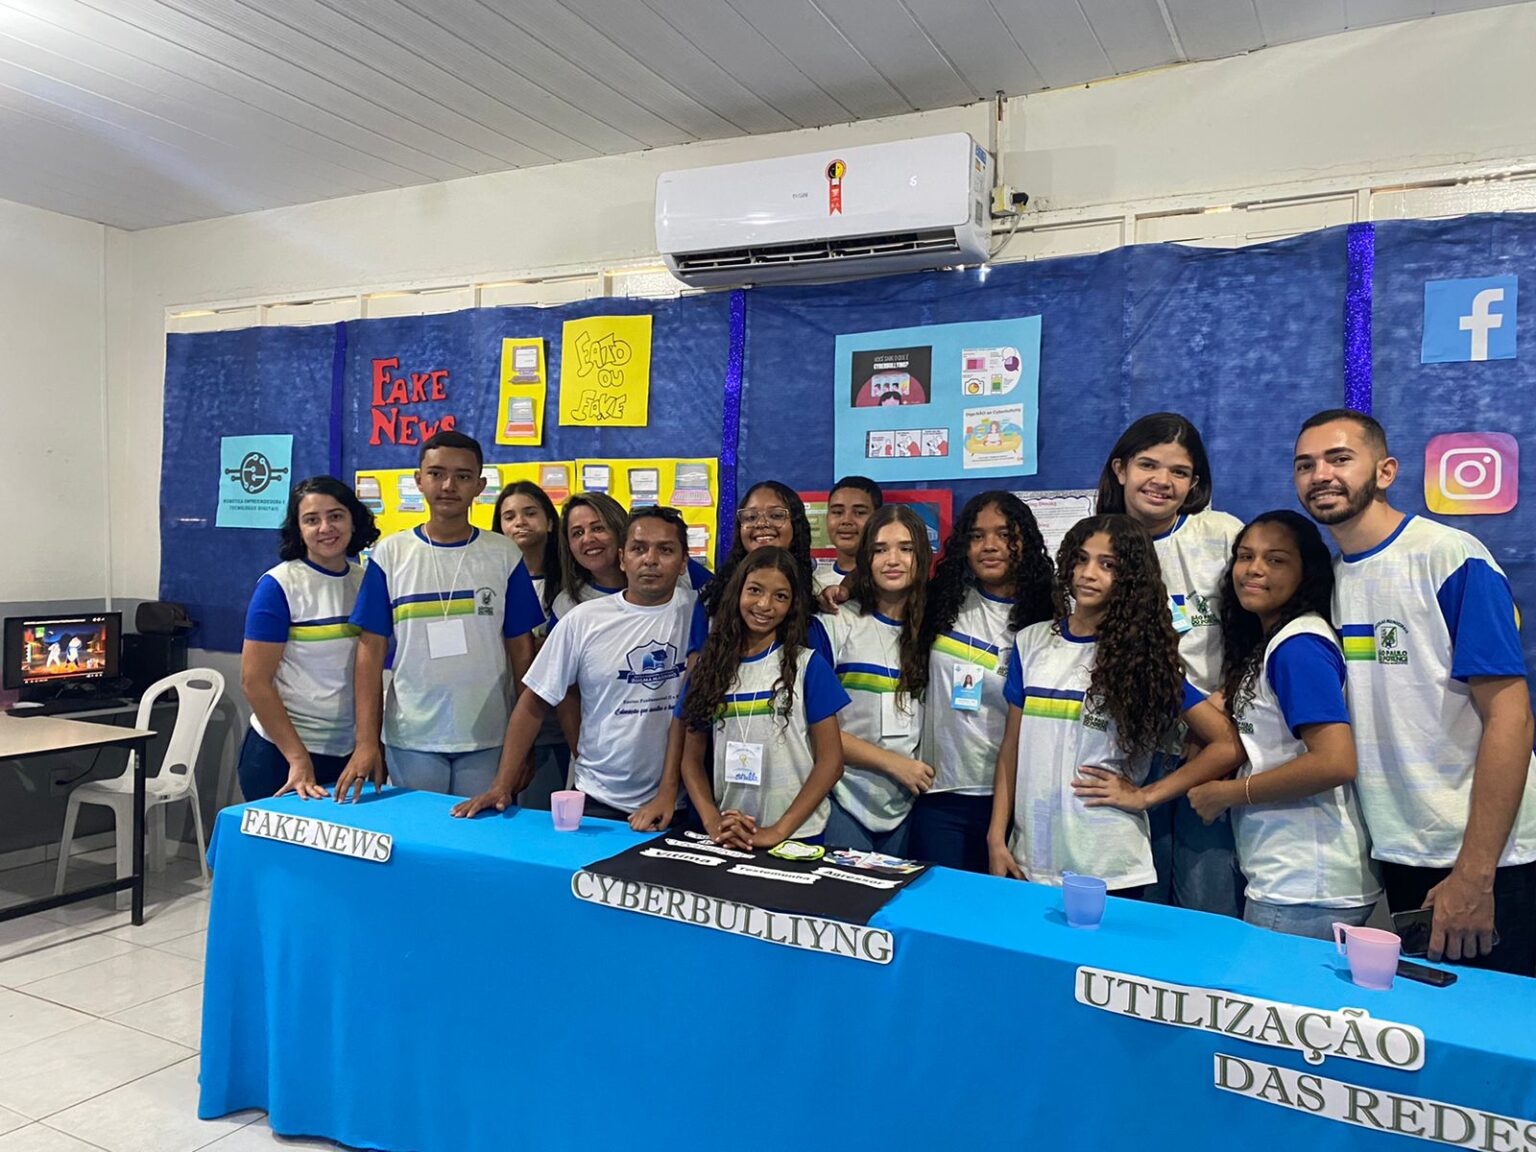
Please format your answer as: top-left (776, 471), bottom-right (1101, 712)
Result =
top-left (1062, 872), bottom-right (1108, 929)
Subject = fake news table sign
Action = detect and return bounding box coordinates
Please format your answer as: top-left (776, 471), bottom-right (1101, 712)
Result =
top-left (240, 808), bottom-right (393, 863)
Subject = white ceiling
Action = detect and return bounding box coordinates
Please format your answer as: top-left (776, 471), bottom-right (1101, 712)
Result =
top-left (0, 0), bottom-right (1524, 231)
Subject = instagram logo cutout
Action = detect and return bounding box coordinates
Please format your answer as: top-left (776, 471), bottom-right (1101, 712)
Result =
top-left (1425, 433), bottom-right (1519, 516)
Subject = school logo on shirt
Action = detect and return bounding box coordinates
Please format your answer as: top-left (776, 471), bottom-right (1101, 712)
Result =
top-left (618, 641), bottom-right (684, 690)
top-left (1081, 694), bottom-right (1110, 733)
top-left (1185, 591), bottom-right (1218, 628)
top-left (1340, 621), bottom-right (1409, 665)
top-left (476, 587), bottom-right (496, 616)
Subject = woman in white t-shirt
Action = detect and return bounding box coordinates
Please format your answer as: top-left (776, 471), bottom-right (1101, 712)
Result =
top-left (681, 547), bottom-right (849, 848)
top-left (1096, 412), bottom-right (1244, 915)
top-left (1187, 510), bottom-right (1381, 939)
top-left (550, 492), bottom-right (629, 622)
top-left (238, 476), bottom-right (378, 800)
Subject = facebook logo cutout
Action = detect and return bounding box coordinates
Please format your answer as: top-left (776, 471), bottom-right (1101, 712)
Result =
top-left (1422, 275), bottom-right (1518, 364)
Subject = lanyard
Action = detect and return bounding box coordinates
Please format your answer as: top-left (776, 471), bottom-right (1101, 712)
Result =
top-left (425, 527), bottom-right (472, 619)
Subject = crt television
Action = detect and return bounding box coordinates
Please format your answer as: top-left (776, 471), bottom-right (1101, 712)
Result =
top-left (2, 613), bottom-right (122, 691)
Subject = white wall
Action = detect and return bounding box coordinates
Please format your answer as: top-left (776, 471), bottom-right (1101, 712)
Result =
top-left (106, 1), bottom-right (1536, 600)
top-left (0, 197), bottom-right (107, 602)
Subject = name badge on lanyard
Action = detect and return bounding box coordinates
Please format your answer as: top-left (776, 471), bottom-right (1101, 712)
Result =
top-left (427, 617), bottom-right (469, 659)
top-left (1168, 596), bottom-right (1192, 635)
top-left (882, 692), bottom-right (917, 736)
top-left (725, 741), bottom-right (763, 786)
top-left (951, 663), bottom-right (983, 712)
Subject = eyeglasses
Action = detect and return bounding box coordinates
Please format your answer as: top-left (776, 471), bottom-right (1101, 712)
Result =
top-left (738, 508), bottom-right (791, 526)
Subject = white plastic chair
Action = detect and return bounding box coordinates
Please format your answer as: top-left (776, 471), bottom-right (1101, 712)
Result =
top-left (53, 668), bottom-right (225, 898)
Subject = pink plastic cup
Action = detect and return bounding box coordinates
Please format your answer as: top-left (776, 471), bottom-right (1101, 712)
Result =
top-left (1334, 922), bottom-right (1400, 990)
top-left (551, 790), bottom-right (586, 832)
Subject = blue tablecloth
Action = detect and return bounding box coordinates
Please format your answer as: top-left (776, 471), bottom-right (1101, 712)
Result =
top-left (199, 790), bottom-right (1536, 1152)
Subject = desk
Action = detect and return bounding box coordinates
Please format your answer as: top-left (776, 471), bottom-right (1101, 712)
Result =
top-left (0, 713), bottom-right (152, 926)
top-left (199, 791), bottom-right (1536, 1152)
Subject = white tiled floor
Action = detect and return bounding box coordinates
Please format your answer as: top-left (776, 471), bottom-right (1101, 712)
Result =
top-left (0, 854), bottom-right (350, 1151)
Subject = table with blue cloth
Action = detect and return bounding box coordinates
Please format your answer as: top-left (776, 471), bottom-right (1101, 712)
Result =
top-left (199, 790), bottom-right (1536, 1152)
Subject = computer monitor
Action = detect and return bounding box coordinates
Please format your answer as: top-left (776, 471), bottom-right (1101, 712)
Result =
top-left (2, 613), bottom-right (122, 692)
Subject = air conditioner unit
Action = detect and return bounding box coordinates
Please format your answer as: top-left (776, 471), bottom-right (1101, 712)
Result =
top-left (656, 133), bottom-right (993, 288)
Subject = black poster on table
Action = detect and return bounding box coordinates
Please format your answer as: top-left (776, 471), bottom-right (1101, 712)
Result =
top-left (582, 833), bottom-right (926, 926)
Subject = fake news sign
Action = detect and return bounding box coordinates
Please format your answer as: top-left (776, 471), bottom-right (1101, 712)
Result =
top-left (240, 808), bottom-right (393, 863)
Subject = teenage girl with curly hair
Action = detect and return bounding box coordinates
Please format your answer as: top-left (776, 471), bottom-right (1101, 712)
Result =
top-left (988, 514), bottom-right (1243, 896)
top-left (681, 547), bottom-right (849, 849)
top-left (701, 481), bottom-right (816, 619)
top-left (910, 491), bottom-right (1055, 871)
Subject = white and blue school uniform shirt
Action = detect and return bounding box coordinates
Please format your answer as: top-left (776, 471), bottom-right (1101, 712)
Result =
top-left (1003, 620), bottom-right (1204, 889)
top-left (244, 559), bottom-right (364, 757)
top-left (1334, 514), bottom-right (1536, 867)
top-left (921, 586), bottom-right (1018, 795)
top-left (1230, 613), bottom-right (1380, 907)
top-left (813, 559), bottom-right (854, 596)
top-left (1153, 510), bottom-right (1242, 693)
top-left (525, 586), bottom-right (707, 813)
top-left (349, 527), bottom-right (543, 754)
top-left (810, 604), bottom-right (921, 833)
top-left (681, 642), bottom-right (848, 837)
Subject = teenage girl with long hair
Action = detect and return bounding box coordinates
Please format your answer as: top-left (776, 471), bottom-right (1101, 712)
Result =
top-left (811, 504), bottom-right (933, 855)
top-left (701, 481), bottom-right (816, 619)
top-left (681, 547), bottom-right (848, 848)
top-left (988, 515), bottom-right (1244, 894)
top-left (1186, 510), bottom-right (1380, 938)
top-left (491, 480), bottom-right (566, 807)
top-left (1096, 412), bottom-right (1245, 914)
top-left (912, 491), bottom-right (1055, 871)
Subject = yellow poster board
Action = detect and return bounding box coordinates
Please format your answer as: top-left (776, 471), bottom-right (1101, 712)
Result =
top-left (356, 462), bottom-right (577, 541)
top-left (495, 338), bottom-right (547, 446)
top-left (574, 456), bottom-right (718, 570)
top-left (558, 315), bottom-right (652, 428)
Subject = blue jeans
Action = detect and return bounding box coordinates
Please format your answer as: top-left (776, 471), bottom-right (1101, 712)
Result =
top-left (823, 798), bottom-right (912, 857)
top-left (385, 745), bottom-right (502, 797)
top-left (908, 792), bottom-right (992, 872)
top-left (1145, 751), bottom-right (1245, 917)
top-left (237, 728), bottom-right (350, 801)
top-left (1244, 897), bottom-right (1376, 941)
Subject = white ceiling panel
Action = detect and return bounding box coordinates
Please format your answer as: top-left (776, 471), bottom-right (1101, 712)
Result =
top-left (721, 0), bottom-right (912, 122)
top-left (990, 0), bottom-right (1112, 90)
top-left (1074, 0), bottom-right (1181, 74)
top-left (1162, 0), bottom-right (1265, 60)
top-left (1253, 0), bottom-right (1347, 45)
top-left (0, 0), bottom-right (1521, 230)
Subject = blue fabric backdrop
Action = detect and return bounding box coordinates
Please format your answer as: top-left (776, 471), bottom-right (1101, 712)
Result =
top-left (161, 215), bottom-right (1536, 664)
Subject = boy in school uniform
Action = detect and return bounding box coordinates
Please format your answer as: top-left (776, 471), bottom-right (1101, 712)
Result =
top-left (814, 476), bottom-right (882, 595)
top-left (1295, 410), bottom-right (1536, 974)
top-left (340, 430), bottom-right (544, 799)
top-left (453, 506), bottom-right (706, 829)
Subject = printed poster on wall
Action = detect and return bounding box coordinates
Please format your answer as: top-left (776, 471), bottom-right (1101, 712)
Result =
top-left (558, 315), bottom-right (652, 428)
top-left (496, 337), bottom-right (546, 446)
top-left (216, 434), bottom-right (293, 529)
top-left (833, 316), bottom-right (1041, 483)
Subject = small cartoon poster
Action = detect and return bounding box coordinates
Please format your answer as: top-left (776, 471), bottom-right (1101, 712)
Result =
top-left (834, 316), bottom-right (1040, 482)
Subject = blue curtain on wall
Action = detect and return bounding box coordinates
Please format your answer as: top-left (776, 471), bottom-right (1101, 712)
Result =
top-left (1372, 214), bottom-right (1536, 673)
top-left (161, 214), bottom-right (1536, 663)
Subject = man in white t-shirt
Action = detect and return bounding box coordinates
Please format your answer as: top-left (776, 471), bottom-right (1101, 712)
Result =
top-left (1295, 409), bottom-right (1536, 974)
top-left (452, 507), bottom-right (705, 830)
